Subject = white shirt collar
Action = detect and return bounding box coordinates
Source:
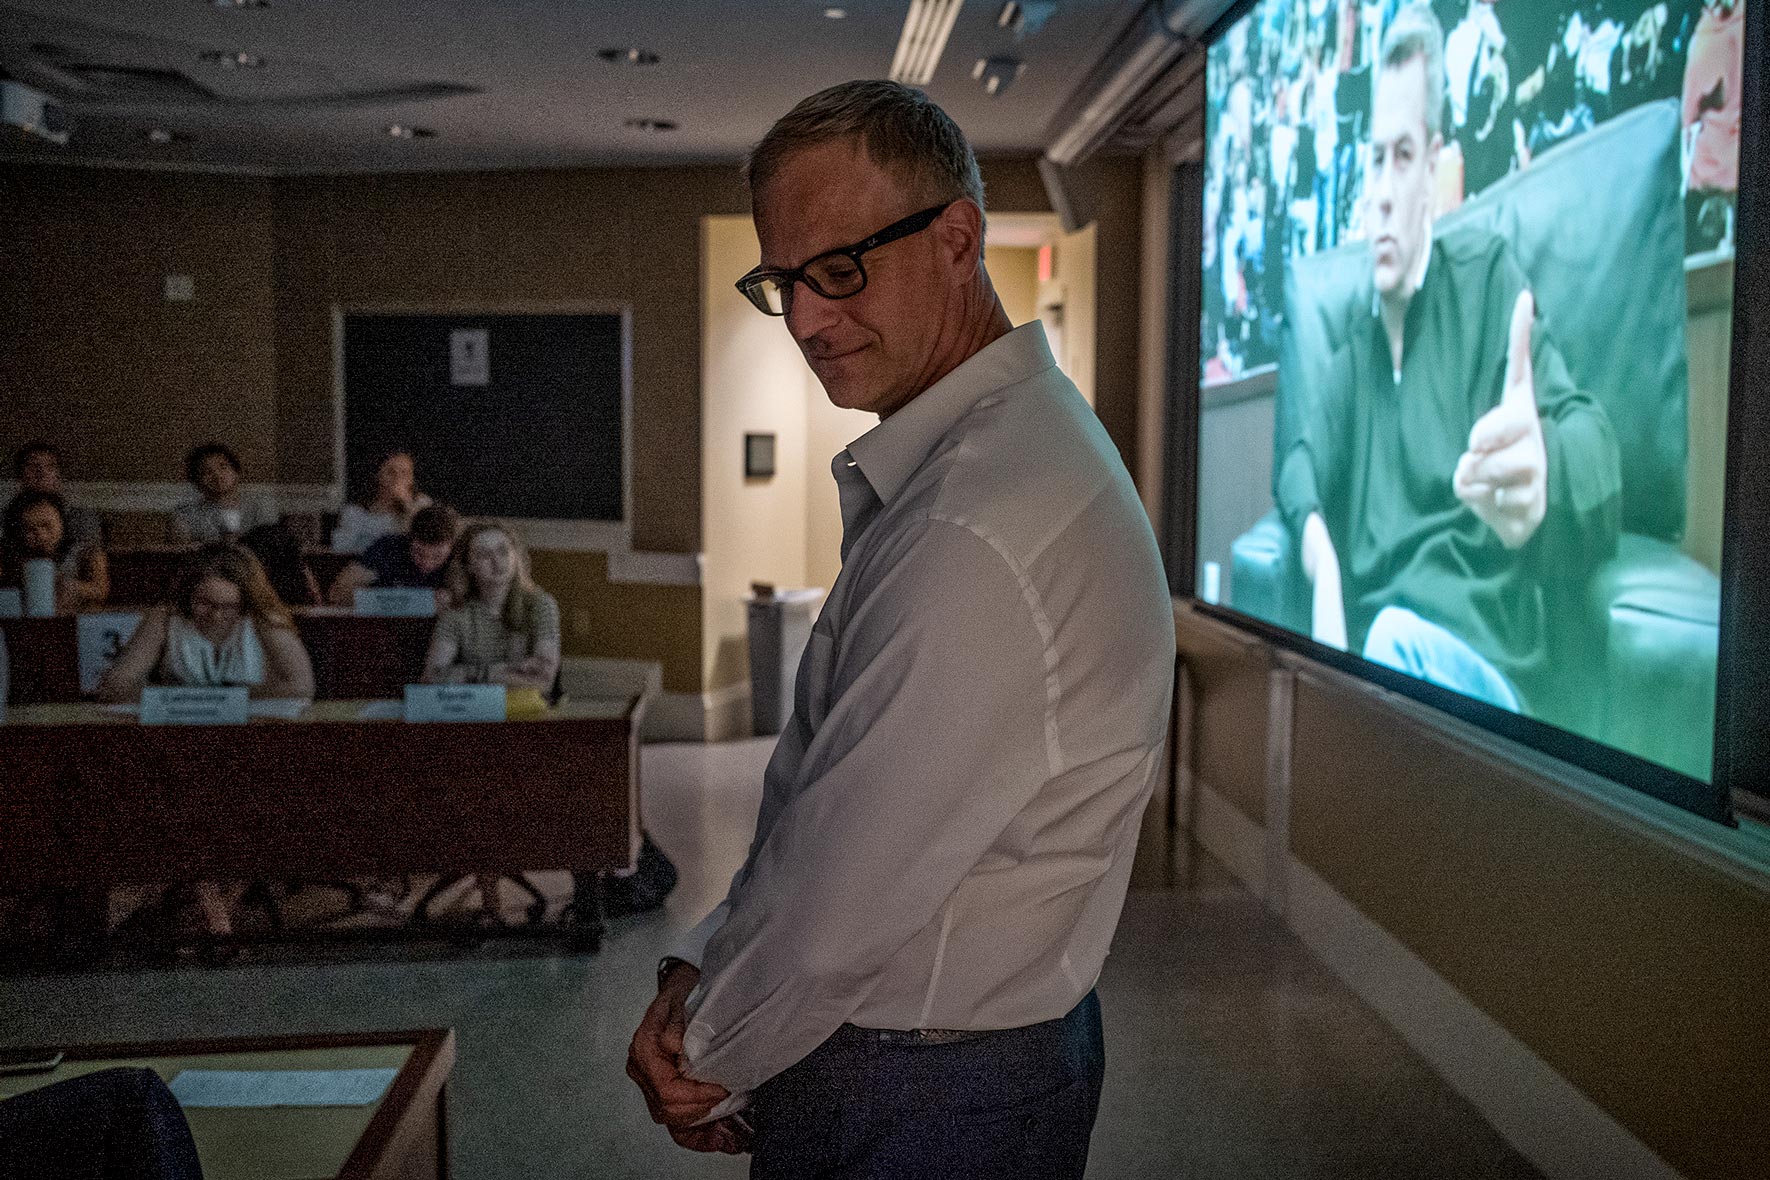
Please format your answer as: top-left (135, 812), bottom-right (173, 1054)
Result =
top-left (842, 322), bottom-right (1057, 508)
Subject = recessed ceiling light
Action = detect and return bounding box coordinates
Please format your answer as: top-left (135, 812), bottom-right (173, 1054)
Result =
top-left (825, 7), bottom-right (847, 17)
top-left (385, 124), bottom-right (437, 140)
top-left (199, 49), bottom-right (265, 69)
top-left (597, 47), bottom-right (660, 66)
top-left (624, 118), bottom-right (678, 133)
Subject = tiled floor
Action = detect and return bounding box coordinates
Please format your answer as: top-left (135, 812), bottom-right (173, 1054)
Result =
top-left (4, 738), bottom-right (1540, 1178)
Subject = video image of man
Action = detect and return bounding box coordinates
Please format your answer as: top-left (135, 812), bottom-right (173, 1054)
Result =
top-left (1196, 1), bottom-right (1740, 782)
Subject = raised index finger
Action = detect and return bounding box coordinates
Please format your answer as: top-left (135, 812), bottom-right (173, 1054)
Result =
top-left (1504, 288), bottom-right (1535, 406)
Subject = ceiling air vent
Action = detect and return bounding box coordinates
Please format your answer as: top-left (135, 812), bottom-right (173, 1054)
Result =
top-left (889, 0), bottom-right (964, 86)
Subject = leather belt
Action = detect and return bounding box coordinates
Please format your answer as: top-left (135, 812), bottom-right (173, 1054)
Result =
top-left (836, 1025), bottom-right (995, 1046)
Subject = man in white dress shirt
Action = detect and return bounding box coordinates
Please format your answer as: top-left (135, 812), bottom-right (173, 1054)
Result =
top-left (627, 80), bottom-right (1175, 1176)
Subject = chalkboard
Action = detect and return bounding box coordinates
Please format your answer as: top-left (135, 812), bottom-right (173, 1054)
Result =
top-left (341, 312), bottom-right (626, 522)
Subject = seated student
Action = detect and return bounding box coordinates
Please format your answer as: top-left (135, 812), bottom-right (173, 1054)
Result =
top-left (416, 523), bottom-right (563, 925)
top-left (9, 441), bottom-right (102, 549)
top-left (330, 450), bottom-right (433, 554)
top-left (414, 521), bottom-right (679, 920)
top-left (0, 490), bottom-right (110, 613)
top-left (169, 443), bottom-right (278, 544)
top-left (327, 503), bottom-right (460, 607)
top-left (241, 522), bottom-right (322, 607)
top-left (422, 522), bottom-right (560, 690)
top-left (98, 542), bottom-right (314, 703)
top-left (97, 544), bottom-right (313, 938)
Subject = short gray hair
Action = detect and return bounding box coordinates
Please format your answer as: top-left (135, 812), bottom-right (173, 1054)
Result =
top-left (746, 80), bottom-right (986, 217)
top-left (1379, 3), bottom-right (1447, 140)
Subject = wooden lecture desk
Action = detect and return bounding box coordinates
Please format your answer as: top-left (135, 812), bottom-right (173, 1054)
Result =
top-left (0, 697), bottom-right (643, 952)
top-left (0, 1029), bottom-right (455, 1180)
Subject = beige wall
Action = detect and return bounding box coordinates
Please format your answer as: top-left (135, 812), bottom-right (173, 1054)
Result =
top-left (1054, 223), bottom-right (1098, 407)
top-left (0, 165), bottom-right (280, 486)
top-left (1174, 590), bottom-right (1769, 1180)
top-left (272, 166), bottom-right (750, 555)
top-left (983, 244), bottom-right (1041, 328)
top-left (530, 549), bottom-right (702, 694)
top-left (701, 215), bottom-right (820, 692)
top-left (1078, 156), bottom-right (1144, 472)
top-left (1, 153), bottom-right (1144, 515)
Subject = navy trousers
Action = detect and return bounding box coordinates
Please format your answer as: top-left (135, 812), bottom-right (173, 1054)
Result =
top-left (749, 990), bottom-right (1105, 1179)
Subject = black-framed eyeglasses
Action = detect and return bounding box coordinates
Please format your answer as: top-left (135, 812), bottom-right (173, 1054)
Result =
top-left (735, 202), bottom-right (953, 316)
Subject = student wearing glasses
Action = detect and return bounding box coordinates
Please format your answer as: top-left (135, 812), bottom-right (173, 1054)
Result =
top-left (97, 544), bottom-right (313, 939)
top-left (98, 542), bottom-right (315, 703)
top-left (627, 82), bottom-right (1173, 1174)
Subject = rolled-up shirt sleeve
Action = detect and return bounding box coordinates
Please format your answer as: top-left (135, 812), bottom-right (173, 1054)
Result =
top-left (669, 897), bottom-right (731, 969)
top-left (680, 516), bottom-right (1056, 1094)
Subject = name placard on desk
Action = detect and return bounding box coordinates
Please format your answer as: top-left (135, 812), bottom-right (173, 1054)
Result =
top-left (79, 611), bottom-right (144, 694)
top-left (354, 587), bottom-right (438, 618)
top-left (403, 684), bottom-right (505, 723)
top-left (0, 589), bottom-right (21, 619)
top-left (141, 686), bottom-right (250, 726)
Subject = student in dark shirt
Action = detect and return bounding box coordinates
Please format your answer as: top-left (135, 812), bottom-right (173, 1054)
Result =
top-left (326, 503), bottom-right (461, 606)
top-left (1279, 4), bottom-right (1620, 714)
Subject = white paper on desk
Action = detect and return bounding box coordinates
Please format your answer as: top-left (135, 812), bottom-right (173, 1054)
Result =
top-left (169, 1067), bottom-right (399, 1108)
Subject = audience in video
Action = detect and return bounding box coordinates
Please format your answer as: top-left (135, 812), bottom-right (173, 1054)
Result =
top-left (1203, 0), bottom-right (1737, 386)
